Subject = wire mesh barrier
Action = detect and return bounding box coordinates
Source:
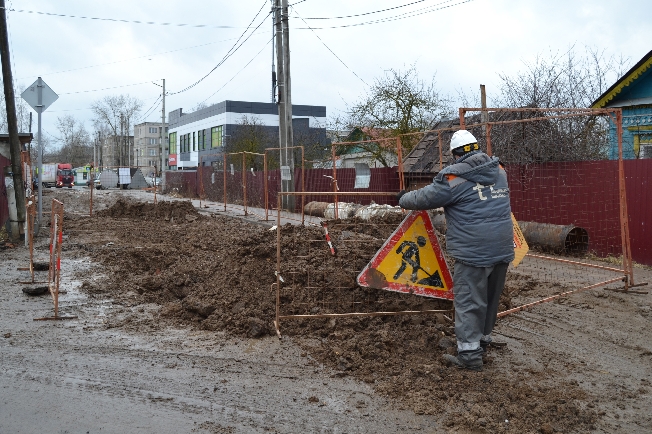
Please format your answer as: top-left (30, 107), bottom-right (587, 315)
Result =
top-left (454, 107), bottom-right (643, 315)
top-left (264, 146), bottom-right (305, 223)
top-left (35, 199), bottom-right (76, 321)
top-left (273, 192), bottom-right (453, 336)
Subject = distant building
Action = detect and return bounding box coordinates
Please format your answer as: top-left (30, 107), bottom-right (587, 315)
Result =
top-left (99, 134), bottom-right (134, 169)
top-left (592, 49), bottom-right (652, 159)
top-left (334, 127), bottom-right (398, 169)
top-left (167, 100), bottom-right (328, 170)
top-left (133, 121), bottom-right (168, 176)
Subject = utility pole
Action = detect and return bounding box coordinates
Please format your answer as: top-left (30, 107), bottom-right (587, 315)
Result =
top-left (0, 0), bottom-right (26, 241)
top-left (275, 0), bottom-right (294, 210)
top-left (119, 114), bottom-right (124, 167)
top-left (159, 79), bottom-right (166, 188)
top-left (271, 0), bottom-right (276, 104)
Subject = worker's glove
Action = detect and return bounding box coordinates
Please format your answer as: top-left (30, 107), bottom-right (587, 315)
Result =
top-left (396, 190), bottom-right (407, 201)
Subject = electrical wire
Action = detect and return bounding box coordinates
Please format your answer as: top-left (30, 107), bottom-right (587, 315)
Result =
top-left (292, 10), bottom-right (367, 86)
top-left (60, 80), bottom-right (153, 95)
top-left (168, 0), bottom-right (270, 95)
top-left (14, 32), bottom-right (266, 80)
top-left (302, 0), bottom-right (437, 20)
top-left (7, 7), bottom-right (253, 29)
top-left (137, 94), bottom-right (162, 123)
top-left (296, 0), bottom-right (475, 29)
top-left (199, 36), bottom-right (274, 105)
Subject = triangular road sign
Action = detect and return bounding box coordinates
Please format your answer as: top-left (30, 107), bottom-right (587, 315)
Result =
top-left (511, 213), bottom-right (529, 267)
top-left (357, 210), bottom-right (454, 300)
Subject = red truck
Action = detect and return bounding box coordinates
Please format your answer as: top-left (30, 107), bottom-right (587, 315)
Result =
top-left (37, 163), bottom-right (75, 188)
top-left (55, 163), bottom-right (75, 188)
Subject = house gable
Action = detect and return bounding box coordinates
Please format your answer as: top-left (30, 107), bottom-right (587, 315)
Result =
top-left (592, 50), bottom-right (652, 108)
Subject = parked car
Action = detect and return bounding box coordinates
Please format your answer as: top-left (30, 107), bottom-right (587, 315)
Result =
top-left (145, 177), bottom-right (161, 187)
top-left (86, 179), bottom-right (102, 190)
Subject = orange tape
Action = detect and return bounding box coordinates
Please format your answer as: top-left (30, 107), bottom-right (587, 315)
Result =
top-left (57, 257), bottom-right (60, 270)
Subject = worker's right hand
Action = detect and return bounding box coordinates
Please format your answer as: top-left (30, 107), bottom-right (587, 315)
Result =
top-left (396, 190), bottom-right (407, 201)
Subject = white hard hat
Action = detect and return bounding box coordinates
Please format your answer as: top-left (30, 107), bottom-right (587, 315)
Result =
top-left (450, 130), bottom-right (478, 153)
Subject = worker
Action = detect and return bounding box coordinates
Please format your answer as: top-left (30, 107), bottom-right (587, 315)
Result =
top-left (397, 130), bottom-right (513, 371)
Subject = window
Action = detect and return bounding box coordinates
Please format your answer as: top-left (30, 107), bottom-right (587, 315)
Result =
top-left (193, 132), bottom-right (196, 151)
top-left (149, 138), bottom-right (157, 145)
top-left (211, 126), bottom-right (223, 148)
top-left (149, 149), bottom-right (157, 156)
top-left (198, 130), bottom-right (203, 150)
top-left (149, 127), bottom-right (158, 134)
top-left (168, 132), bottom-right (177, 154)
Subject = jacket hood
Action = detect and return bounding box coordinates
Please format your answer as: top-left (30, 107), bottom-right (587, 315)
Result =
top-left (440, 151), bottom-right (500, 185)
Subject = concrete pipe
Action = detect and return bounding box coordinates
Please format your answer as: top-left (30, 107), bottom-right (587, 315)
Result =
top-left (427, 214), bottom-right (589, 254)
top-left (517, 222), bottom-right (589, 254)
top-left (303, 201), bottom-right (329, 217)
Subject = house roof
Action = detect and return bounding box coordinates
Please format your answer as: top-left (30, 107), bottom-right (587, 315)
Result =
top-left (591, 49), bottom-right (652, 108)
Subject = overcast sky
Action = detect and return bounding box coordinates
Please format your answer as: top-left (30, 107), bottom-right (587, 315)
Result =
top-left (6, 0), bottom-right (651, 143)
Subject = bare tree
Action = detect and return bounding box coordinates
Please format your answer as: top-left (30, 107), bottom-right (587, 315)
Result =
top-left (91, 94), bottom-right (142, 166)
top-left (53, 115), bottom-right (92, 167)
top-left (0, 82), bottom-right (32, 133)
top-left (476, 46), bottom-right (632, 163)
top-left (225, 115), bottom-right (271, 171)
top-left (337, 65), bottom-right (452, 166)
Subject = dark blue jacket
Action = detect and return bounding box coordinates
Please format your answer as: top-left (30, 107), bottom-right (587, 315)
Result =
top-left (399, 151), bottom-right (514, 267)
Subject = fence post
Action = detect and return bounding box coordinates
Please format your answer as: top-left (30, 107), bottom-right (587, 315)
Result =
top-left (396, 137), bottom-right (405, 191)
top-left (331, 144), bottom-right (338, 219)
top-left (486, 123), bottom-right (493, 156)
top-left (616, 109), bottom-right (634, 287)
top-left (223, 152), bottom-right (227, 212)
top-left (242, 152), bottom-right (247, 216)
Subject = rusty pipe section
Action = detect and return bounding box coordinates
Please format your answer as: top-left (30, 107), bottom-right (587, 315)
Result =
top-left (518, 221), bottom-right (589, 254)
top-left (428, 214), bottom-right (588, 254)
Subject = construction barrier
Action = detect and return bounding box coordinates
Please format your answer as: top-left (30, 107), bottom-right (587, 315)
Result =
top-left (35, 199), bottom-right (76, 321)
top-left (273, 191), bottom-right (452, 336)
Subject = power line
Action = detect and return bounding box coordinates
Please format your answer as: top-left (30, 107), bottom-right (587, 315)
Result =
top-left (292, 10), bottom-right (367, 86)
top-left (7, 7), bottom-right (251, 29)
top-left (200, 37), bottom-right (274, 105)
top-left (60, 80), bottom-right (154, 95)
top-left (14, 32), bottom-right (266, 80)
top-left (168, 0), bottom-right (270, 95)
top-left (302, 0), bottom-right (437, 20)
top-left (137, 95), bottom-right (162, 123)
top-left (296, 0), bottom-right (475, 29)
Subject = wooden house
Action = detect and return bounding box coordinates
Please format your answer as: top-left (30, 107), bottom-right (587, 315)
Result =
top-left (592, 49), bottom-right (652, 159)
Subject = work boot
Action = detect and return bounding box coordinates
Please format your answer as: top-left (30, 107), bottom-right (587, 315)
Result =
top-left (442, 354), bottom-right (483, 371)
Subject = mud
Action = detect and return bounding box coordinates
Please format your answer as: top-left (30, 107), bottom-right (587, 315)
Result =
top-left (5, 188), bottom-right (652, 433)
top-left (62, 200), bottom-right (597, 433)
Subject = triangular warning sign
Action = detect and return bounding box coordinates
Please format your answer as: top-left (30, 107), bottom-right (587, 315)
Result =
top-left (357, 210), bottom-right (454, 300)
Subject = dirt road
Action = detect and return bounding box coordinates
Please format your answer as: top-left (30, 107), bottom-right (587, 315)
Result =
top-left (1, 188), bottom-right (651, 433)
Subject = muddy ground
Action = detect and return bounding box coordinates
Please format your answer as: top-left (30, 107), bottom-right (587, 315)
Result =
top-left (2, 188), bottom-right (652, 433)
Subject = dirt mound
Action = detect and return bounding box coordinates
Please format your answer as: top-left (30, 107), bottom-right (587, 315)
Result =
top-left (96, 199), bottom-right (201, 222)
top-left (64, 210), bottom-right (596, 433)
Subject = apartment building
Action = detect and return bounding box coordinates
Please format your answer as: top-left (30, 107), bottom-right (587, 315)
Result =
top-left (133, 121), bottom-right (168, 176)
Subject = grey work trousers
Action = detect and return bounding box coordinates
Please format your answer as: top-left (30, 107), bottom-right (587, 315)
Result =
top-left (452, 261), bottom-right (509, 364)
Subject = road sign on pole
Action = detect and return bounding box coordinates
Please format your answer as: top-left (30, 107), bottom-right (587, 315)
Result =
top-left (21, 77), bottom-right (58, 235)
top-left (21, 78), bottom-right (58, 113)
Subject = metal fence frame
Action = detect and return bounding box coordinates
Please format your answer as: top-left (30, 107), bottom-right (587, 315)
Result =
top-left (273, 191), bottom-right (452, 337)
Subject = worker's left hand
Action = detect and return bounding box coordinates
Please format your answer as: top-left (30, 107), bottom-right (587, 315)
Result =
top-left (396, 190), bottom-right (406, 201)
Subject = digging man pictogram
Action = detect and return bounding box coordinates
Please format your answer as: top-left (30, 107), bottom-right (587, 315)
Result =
top-left (393, 236), bottom-right (444, 287)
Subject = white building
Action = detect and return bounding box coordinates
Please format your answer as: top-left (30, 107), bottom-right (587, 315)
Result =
top-left (167, 100), bottom-right (327, 170)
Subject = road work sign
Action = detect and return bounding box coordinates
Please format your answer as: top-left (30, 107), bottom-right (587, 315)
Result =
top-left (512, 213), bottom-right (529, 267)
top-left (357, 211), bottom-right (453, 300)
